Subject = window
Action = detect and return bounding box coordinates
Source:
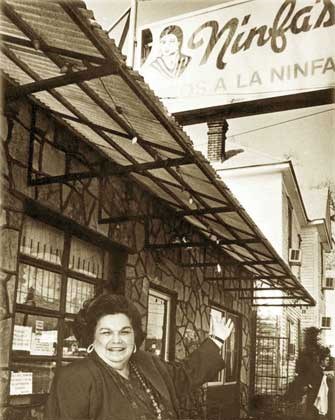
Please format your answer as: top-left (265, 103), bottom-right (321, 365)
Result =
top-left (208, 306), bottom-right (240, 385)
top-left (321, 317), bottom-right (331, 329)
top-left (145, 288), bottom-right (172, 361)
top-left (287, 197), bottom-right (293, 256)
top-left (141, 29), bottom-right (153, 65)
top-left (287, 318), bottom-right (296, 359)
top-left (297, 319), bottom-right (302, 352)
top-left (320, 243), bottom-right (324, 277)
top-left (324, 277), bottom-right (334, 289)
top-left (9, 216), bottom-right (105, 406)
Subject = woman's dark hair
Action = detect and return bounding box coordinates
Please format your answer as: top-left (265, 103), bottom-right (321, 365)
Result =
top-left (73, 294), bottom-right (146, 348)
top-left (160, 25), bottom-right (183, 46)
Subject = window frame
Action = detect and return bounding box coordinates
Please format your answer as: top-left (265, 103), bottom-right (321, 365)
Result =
top-left (145, 285), bottom-right (176, 362)
top-left (286, 317), bottom-right (296, 359)
top-left (207, 304), bottom-right (241, 387)
top-left (8, 210), bottom-right (123, 405)
top-left (321, 317), bottom-right (331, 329)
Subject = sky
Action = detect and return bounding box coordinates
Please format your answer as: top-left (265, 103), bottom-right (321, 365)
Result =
top-left (84, 0), bottom-right (335, 196)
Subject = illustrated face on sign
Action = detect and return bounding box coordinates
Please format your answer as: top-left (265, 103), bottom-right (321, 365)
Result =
top-left (160, 33), bottom-right (180, 57)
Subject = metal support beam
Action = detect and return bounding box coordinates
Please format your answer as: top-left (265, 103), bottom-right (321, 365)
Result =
top-left (35, 107), bottom-right (185, 157)
top-left (6, 63), bottom-right (117, 100)
top-left (218, 238), bottom-right (260, 245)
top-left (181, 262), bottom-right (223, 268)
top-left (173, 88), bottom-right (335, 125)
top-left (252, 303), bottom-right (312, 307)
top-left (27, 104), bottom-right (36, 186)
top-left (99, 214), bottom-right (147, 224)
top-left (222, 287), bottom-right (299, 292)
top-left (99, 205), bottom-right (235, 224)
top-left (29, 156), bottom-right (194, 186)
top-left (205, 275), bottom-right (287, 281)
top-left (145, 236), bottom-right (261, 250)
top-left (176, 205), bottom-right (234, 217)
top-left (198, 258), bottom-right (278, 266)
top-left (145, 241), bottom-right (210, 250)
top-left (1, 34), bottom-right (106, 65)
top-left (239, 295), bottom-right (304, 300)
top-left (233, 260), bottom-right (278, 266)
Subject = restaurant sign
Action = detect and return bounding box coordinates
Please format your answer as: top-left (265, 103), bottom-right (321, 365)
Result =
top-left (136, 0), bottom-right (335, 112)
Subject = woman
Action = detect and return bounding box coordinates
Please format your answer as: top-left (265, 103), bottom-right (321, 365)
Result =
top-left (44, 293), bottom-right (233, 420)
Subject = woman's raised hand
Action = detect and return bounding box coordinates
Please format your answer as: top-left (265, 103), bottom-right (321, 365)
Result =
top-left (211, 316), bottom-right (234, 343)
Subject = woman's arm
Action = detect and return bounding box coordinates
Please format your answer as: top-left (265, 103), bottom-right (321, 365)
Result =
top-left (159, 338), bottom-right (225, 397)
top-left (159, 317), bottom-right (233, 395)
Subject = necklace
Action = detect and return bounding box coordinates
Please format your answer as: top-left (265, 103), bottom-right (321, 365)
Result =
top-left (130, 361), bottom-right (162, 420)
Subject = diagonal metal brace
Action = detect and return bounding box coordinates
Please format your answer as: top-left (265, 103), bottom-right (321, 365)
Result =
top-left (6, 63), bottom-right (117, 101)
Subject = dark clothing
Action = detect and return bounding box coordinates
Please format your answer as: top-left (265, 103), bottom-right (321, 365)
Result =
top-left (328, 374), bottom-right (334, 420)
top-left (44, 338), bottom-right (225, 420)
top-left (96, 355), bottom-right (172, 419)
top-left (305, 364), bottom-right (324, 418)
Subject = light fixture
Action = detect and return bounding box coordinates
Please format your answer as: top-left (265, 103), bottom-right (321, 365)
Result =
top-left (32, 39), bottom-right (40, 50)
top-left (172, 235), bottom-right (181, 244)
top-left (188, 193), bottom-right (193, 205)
top-left (132, 136), bottom-right (138, 144)
top-left (60, 64), bottom-right (69, 74)
top-left (216, 263), bottom-right (222, 273)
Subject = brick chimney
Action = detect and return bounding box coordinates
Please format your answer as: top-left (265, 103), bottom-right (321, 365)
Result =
top-left (207, 118), bottom-right (229, 162)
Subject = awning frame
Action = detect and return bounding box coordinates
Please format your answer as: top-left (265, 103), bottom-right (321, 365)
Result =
top-left (1, 0), bottom-right (317, 307)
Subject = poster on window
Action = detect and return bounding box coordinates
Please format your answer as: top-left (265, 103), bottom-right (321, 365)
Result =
top-left (12, 325), bottom-right (32, 352)
top-left (137, 0), bottom-right (335, 112)
top-left (30, 331), bottom-right (57, 356)
top-left (10, 372), bottom-right (33, 395)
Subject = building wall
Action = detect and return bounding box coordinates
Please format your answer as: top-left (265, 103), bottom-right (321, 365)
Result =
top-left (223, 169), bottom-right (306, 396)
top-left (1, 101), bottom-right (253, 419)
top-left (280, 184), bottom-right (303, 379)
top-left (222, 170), bottom-right (283, 255)
top-left (281, 182), bottom-right (302, 265)
top-left (300, 226), bottom-right (325, 335)
top-left (324, 269), bottom-right (335, 356)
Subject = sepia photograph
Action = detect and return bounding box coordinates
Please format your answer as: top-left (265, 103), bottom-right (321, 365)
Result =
top-left (0, 0), bottom-right (334, 419)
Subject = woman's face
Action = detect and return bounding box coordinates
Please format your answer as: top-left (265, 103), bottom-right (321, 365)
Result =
top-left (160, 33), bottom-right (179, 57)
top-left (93, 313), bottom-right (135, 370)
top-left (322, 356), bottom-right (330, 368)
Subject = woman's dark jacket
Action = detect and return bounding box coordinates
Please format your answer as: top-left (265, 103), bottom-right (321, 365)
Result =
top-left (44, 338), bottom-right (224, 420)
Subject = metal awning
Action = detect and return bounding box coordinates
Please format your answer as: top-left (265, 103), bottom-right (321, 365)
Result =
top-left (0, 0), bottom-right (315, 306)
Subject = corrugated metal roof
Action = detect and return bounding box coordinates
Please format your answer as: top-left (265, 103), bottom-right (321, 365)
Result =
top-left (1, 0), bottom-right (315, 306)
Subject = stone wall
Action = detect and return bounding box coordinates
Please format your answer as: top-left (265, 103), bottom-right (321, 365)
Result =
top-left (1, 100), bottom-right (253, 419)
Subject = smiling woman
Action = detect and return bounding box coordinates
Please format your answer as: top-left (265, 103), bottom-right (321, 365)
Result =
top-left (91, 314), bottom-right (136, 376)
top-left (43, 293), bottom-right (234, 420)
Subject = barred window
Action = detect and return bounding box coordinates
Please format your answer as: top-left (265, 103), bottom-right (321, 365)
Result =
top-left (10, 216), bottom-right (107, 407)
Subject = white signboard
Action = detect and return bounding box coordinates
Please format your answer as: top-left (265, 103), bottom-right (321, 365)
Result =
top-left (10, 372), bottom-right (33, 395)
top-left (137, 0), bottom-right (335, 112)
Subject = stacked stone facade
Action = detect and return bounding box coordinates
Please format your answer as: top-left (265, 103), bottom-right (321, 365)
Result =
top-left (1, 100), bottom-right (253, 419)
